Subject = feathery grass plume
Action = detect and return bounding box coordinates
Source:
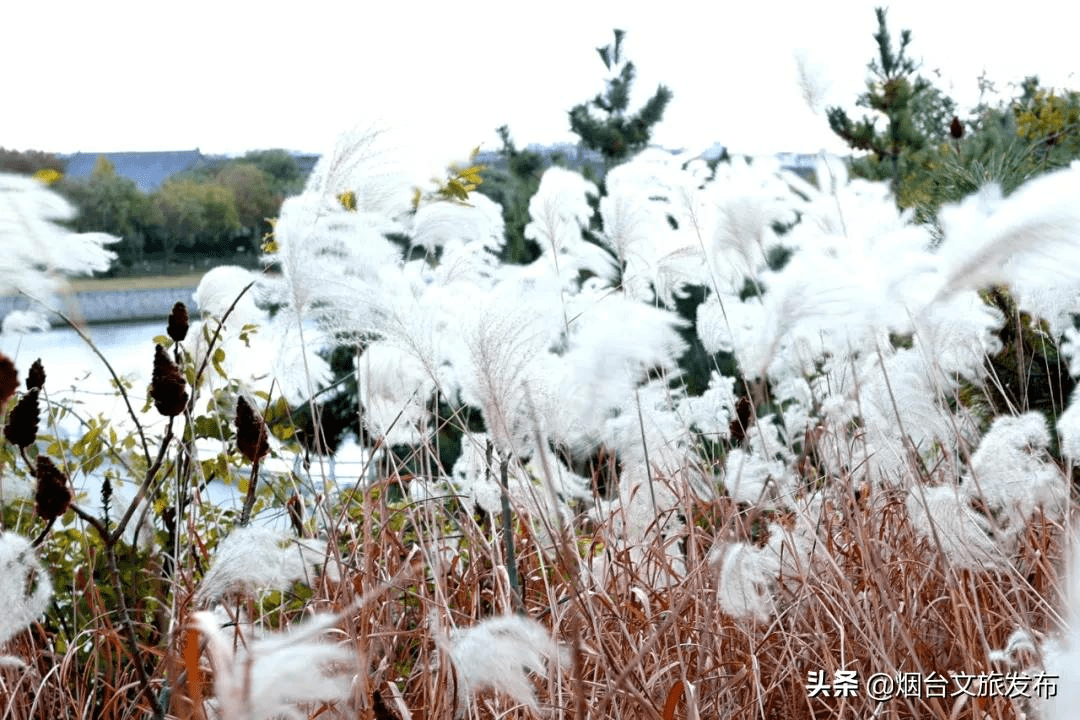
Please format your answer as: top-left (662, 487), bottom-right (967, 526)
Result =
top-left (710, 514), bottom-right (816, 624)
top-left (195, 526), bottom-right (334, 605)
top-left (723, 447), bottom-right (792, 506)
top-left (457, 282), bottom-right (564, 453)
top-left (167, 301), bottom-right (189, 342)
top-left (701, 155), bottom-right (802, 289)
top-left (235, 395), bottom-right (269, 464)
top-left (412, 192), bottom-right (506, 254)
top-left (269, 190), bottom-right (402, 347)
top-left (190, 609), bottom-right (354, 720)
top-left (964, 412), bottom-right (1066, 533)
top-left (1, 309), bottom-right (49, 335)
top-left (1057, 386), bottom-right (1080, 461)
top-left (597, 149), bottom-right (705, 305)
top-left (263, 126), bottom-right (419, 357)
top-left (34, 455), bottom-right (71, 522)
top-left (25, 358), bottom-right (44, 391)
top-left (523, 166), bottom-right (612, 283)
top-left (852, 348), bottom-right (973, 486)
top-left (712, 541), bottom-right (779, 623)
top-left (934, 165), bottom-right (1080, 302)
top-left (794, 48), bottom-right (831, 114)
top-left (194, 265), bottom-right (265, 325)
top-left (446, 614), bottom-right (566, 716)
top-left (905, 484), bottom-right (1005, 569)
top-left (1040, 537), bottom-right (1080, 720)
top-left (910, 290), bottom-right (1004, 381)
top-left (524, 166), bottom-right (597, 255)
top-left (3, 387), bottom-right (39, 448)
top-left (599, 379), bottom-right (694, 479)
top-left (675, 369), bottom-right (739, 439)
top-left (356, 340), bottom-right (436, 446)
top-left (559, 290), bottom-right (686, 441)
top-left (150, 343), bottom-right (188, 417)
top-left (303, 123), bottom-right (416, 223)
top-left (589, 461), bottom-right (692, 585)
top-left (0, 532), bottom-right (52, 649)
top-left (0, 353), bottom-right (16, 408)
top-left (0, 173), bottom-right (116, 312)
top-left (450, 432), bottom-right (532, 516)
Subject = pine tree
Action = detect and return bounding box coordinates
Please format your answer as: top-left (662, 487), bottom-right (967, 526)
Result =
top-left (568, 29), bottom-right (673, 172)
top-left (826, 8), bottom-right (933, 198)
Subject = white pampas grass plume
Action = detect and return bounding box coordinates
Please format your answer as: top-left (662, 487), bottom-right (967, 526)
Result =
top-left (303, 123), bottom-right (415, 224)
top-left (195, 526), bottom-right (334, 605)
top-left (1040, 537), bottom-right (1080, 720)
top-left (934, 166), bottom-right (1080, 302)
top-left (597, 151), bottom-right (705, 304)
top-left (0, 173), bottom-right (117, 316)
top-left (712, 541), bottom-right (778, 623)
top-left (1058, 386), bottom-right (1080, 462)
top-left (357, 340), bottom-right (436, 445)
top-left (522, 166), bottom-right (612, 283)
top-left (445, 614), bottom-right (566, 716)
top-left (723, 448), bottom-right (792, 507)
top-left (794, 49), bottom-right (831, 114)
top-left (1, 310), bottom-right (49, 335)
top-left (194, 265), bottom-right (264, 325)
top-left (190, 610), bottom-right (355, 720)
top-left (560, 290), bottom-right (686, 431)
top-left (905, 485), bottom-right (1005, 569)
top-left (676, 370), bottom-right (738, 439)
top-left (524, 166), bottom-right (596, 255)
top-left (0, 532), bottom-right (52, 660)
top-left (456, 283), bottom-right (562, 453)
top-left (412, 194), bottom-right (505, 253)
top-left (966, 412), bottom-right (1067, 532)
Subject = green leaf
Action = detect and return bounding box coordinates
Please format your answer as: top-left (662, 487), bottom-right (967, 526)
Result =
top-left (193, 415), bottom-right (230, 441)
top-left (216, 452), bottom-right (231, 482)
top-left (212, 347), bottom-right (227, 379)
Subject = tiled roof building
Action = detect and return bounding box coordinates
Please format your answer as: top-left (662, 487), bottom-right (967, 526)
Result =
top-left (62, 150), bottom-right (203, 192)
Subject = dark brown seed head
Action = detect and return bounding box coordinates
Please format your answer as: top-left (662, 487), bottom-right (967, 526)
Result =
top-left (3, 388), bottom-right (39, 448)
top-left (167, 302), bottom-right (190, 343)
top-left (728, 396), bottom-right (754, 446)
top-left (26, 359), bottom-right (45, 391)
top-left (150, 344), bottom-right (188, 417)
top-left (35, 456), bottom-right (72, 522)
top-left (950, 116), bottom-right (964, 140)
top-left (235, 395), bottom-right (269, 464)
top-left (286, 494), bottom-right (304, 537)
top-left (0, 354), bottom-right (17, 408)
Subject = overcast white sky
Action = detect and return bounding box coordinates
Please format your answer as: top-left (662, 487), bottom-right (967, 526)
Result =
top-left (5, 1), bottom-right (1080, 167)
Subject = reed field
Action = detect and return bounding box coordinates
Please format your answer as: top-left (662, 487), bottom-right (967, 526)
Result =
top-left (2, 131), bottom-right (1080, 719)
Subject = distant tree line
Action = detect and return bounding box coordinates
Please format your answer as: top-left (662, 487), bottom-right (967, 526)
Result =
top-left (0, 148), bottom-right (307, 274)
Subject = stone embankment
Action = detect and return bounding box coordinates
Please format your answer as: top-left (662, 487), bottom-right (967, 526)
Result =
top-left (0, 284), bottom-right (197, 325)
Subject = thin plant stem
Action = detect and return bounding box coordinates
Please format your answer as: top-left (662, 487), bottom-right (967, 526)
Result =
top-left (22, 294), bottom-right (153, 466)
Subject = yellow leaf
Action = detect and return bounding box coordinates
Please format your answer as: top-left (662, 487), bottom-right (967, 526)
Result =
top-left (33, 168), bottom-right (62, 185)
top-left (338, 190), bottom-right (357, 211)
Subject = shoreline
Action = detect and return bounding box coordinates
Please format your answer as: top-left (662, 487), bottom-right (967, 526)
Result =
top-left (67, 272), bottom-right (207, 293)
top-left (1, 274), bottom-right (203, 326)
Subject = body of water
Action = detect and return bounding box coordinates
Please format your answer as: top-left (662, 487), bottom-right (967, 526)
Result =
top-left (0, 320), bottom-right (367, 531)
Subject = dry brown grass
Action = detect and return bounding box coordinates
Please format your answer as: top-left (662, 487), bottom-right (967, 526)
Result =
top-left (3, 455), bottom-right (1069, 720)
